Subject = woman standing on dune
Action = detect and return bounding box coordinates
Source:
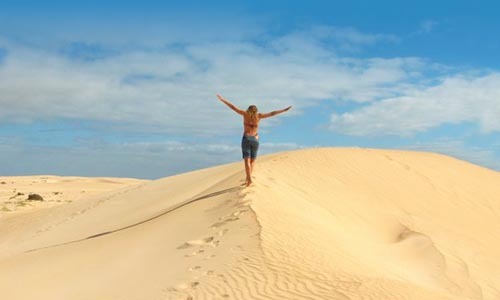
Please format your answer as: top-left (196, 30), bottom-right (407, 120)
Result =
top-left (217, 94), bottom-right (292, 187)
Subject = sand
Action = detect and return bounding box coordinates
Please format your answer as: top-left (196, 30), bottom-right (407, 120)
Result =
top-left (0, 175), bottom-right (148, 214)
top-left (0, 148), bottom-right (499, 300)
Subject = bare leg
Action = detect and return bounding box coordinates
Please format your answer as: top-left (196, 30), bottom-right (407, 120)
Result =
top-left (244, 158), bottom-right (252, 186)
top-left (250, 158), bottom-right (256, 177)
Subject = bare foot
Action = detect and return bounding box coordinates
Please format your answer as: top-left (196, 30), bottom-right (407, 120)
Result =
top-left (245, 178), bottom-right (253, 187)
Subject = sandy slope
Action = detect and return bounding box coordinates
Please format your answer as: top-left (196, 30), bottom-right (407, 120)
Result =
top-left (0, 148), bottom-right (499, 300)
top-left (0, 175), bottom-right (148, 214)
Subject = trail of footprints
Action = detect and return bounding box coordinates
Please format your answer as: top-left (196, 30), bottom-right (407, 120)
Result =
top-left (34, 184), bottom-right (147, 237)
top-left (164, 208), bottom-right (249, 300)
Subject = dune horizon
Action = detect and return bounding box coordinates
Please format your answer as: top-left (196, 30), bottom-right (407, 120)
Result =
top-left (1, 147), bottom-right (499, 300)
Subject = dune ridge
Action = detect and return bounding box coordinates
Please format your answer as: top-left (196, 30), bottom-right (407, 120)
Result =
top-left (244, 148), bottom-right (500, 299)
top-left (1, 148), bottom-right (499, 300)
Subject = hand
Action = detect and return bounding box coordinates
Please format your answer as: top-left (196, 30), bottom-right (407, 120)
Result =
top-left (284, 106), bottom-right (292, 111)
top-left (216, 94), bottom-right (224, 101)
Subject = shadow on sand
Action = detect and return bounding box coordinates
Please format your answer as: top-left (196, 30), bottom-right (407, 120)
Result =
top-left (26, 185), bottom-right (243, 253)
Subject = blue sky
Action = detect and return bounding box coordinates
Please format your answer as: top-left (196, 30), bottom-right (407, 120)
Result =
top-left (1, 0), bottom-right (500, 179)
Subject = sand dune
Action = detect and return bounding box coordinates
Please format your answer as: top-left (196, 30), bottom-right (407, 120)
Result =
top-left (0, 175), bottom-right (148, 214)
top-left (0, 148), bottom-right (499, 300)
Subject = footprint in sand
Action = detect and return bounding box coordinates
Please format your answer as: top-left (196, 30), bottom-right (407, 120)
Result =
top-left (184, 249), bottom-right (205, 257)
top-left (177, 242), bottom-right (193, 250)
top-left (177, 236), bottom-right (216, 250)
top-left (203, 237), bottom-right (214, 243)
top-left (210, 210), bottom-right (245, 229)
top-left (204, 254), bottom-right (217, 260)
top-left (177, 281), bottom-right (199, 291)
top-left (231, 209), bottom-right (247, 217)
top-left (225, 216), bottom-right (239, 222)
top-left (188, 266), bottom-right (202, 272)
top-left (216, 229), bottom-right (228, 236)
top-left (211, 221), bottom-right (227, 229)
top-left (188, 265), bottom-right (216, 278)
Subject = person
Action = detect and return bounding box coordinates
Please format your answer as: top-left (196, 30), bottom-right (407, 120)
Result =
top-left (217, 94), bottom-right (292, 187)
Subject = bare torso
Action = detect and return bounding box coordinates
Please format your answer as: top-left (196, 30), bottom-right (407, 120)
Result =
top-left (243, 113), bottom-right (260, 137)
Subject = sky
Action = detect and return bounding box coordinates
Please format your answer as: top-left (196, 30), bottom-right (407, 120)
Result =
top-left (1, 0), bottom-right (500, 179)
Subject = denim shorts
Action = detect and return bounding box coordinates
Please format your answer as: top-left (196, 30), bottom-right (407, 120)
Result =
top-left (241, 135), bottom-right (259, 159)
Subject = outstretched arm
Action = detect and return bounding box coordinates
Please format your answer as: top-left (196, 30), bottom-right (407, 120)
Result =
top-left (259, 106), bottom-right (292, 119)
top-left (217, 94), bottom-right (245, 115)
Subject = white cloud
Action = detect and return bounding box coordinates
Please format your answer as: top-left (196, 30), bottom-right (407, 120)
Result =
top-left (2, 24), bottom-right (499, 141)
top-left (329, 73), bottom-right (500, 136)
top-left (0, 27), bottom-right (417, 136)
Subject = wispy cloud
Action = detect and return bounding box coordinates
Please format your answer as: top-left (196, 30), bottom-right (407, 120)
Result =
top-left (0, 27), bottom-right (415, 136)
top-left (2, 22), bottom-right (500, 176)
top-left (3, 24), bottom-right (498, 140)
top-left (329, 73), bottom-right (500, 136)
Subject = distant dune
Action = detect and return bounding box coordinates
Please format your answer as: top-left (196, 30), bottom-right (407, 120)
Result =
top-left (0, 175), bottom-right (148, 214)
top-left (0, 148), bottom-right (499, 300)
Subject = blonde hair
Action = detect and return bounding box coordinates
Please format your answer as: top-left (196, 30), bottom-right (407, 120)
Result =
top-left (247, 105), bottom-right (258, 121)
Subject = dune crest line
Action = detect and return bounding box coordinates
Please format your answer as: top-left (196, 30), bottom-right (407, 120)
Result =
top-left (26, 186), bottom-right (242, 253)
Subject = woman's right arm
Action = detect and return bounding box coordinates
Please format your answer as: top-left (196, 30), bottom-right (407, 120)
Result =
top-left (217, 94), bottom-right (245, 115)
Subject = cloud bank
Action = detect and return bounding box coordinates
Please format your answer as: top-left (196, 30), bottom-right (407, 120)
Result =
top-left (3, 24), bottom-right (499, 139)
top-left (2, 23), bottom-right (500, 176)
top-left (1, 26), bottom-right (422, 136)
top-left (330, 73), bottom-right (500, 136)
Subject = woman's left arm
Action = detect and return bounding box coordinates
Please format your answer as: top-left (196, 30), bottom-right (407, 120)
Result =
top-left (259, 106), bottom-right (292, 119)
